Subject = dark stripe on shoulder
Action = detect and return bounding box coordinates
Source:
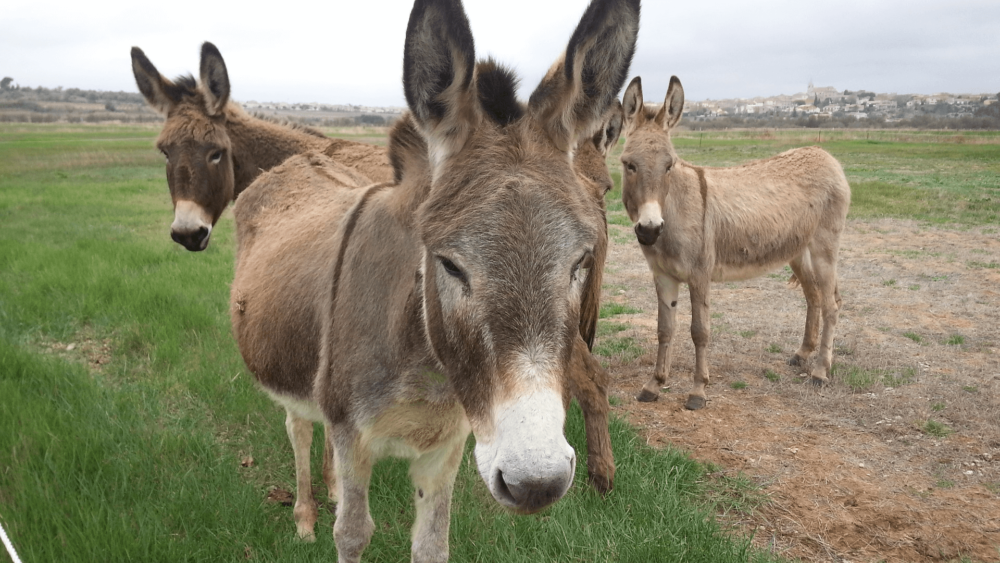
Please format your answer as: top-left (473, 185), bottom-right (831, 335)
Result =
top-left (328, 184), bottom-right (391, 321)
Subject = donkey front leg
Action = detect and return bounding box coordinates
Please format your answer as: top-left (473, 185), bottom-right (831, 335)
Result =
top-left (685, 280), bottom-right (712, 410)
top-left (409, 432), bottom-right (467, 563)
top-left (638, 274), bottom-right (681, 403)
top-left (332, 435), bottom-right (375, 563)
top-left (809, 254), bottom-right (842, 385)
top-left (285, 410), bottom-right (318, 541)
top-left (568, 336), bottom-right (615, 494)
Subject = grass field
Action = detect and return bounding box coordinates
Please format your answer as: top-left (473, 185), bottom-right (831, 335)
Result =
top-left (1, 122), bottom-right (997, 562)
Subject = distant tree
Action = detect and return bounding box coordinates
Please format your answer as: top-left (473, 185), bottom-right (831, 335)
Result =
top-left (105, 102), bottom-right (116, 112)
top-left (0, 77), bottom-right (12, 90)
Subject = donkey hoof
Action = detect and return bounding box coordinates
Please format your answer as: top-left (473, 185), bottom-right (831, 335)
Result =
top-left (810, 376), bottom-right (829, 387)
top-left (684, 395), bottom-right (706, 410)
top-left (587, 471), bottom-right (615, 495)
top-left (787, 354), bottom-right (806, 367)
top-left (296, 530), bottom-right (317, 543)
top-left (636, 389), bottom-right (660, 402)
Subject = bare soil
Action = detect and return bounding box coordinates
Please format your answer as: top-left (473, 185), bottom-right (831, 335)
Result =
top-left (601, 218), bottom-right (1000, 563)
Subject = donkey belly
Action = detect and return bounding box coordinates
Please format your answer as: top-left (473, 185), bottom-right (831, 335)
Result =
top-left (230, 153), bottom-right (368, 401)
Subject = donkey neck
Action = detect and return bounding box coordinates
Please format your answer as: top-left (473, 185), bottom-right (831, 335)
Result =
top-left (223, 107), bottom-right (332, 198)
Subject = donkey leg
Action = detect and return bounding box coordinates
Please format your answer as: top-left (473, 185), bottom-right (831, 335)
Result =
top-left (332, 435), bottom-right (375, 563)
top-left (322, 422), bottom-right (338, 503)
top-left (409, 432), bottom-right (466, 563)
top-left (568, 337), bottom-right (615, 494)
top-left (788, 257), bottom-right (821, 368)
top-left (685, 281), bottom-right (711, 410)
top-left (638, 274), bottom-right (680, 402)
top-left (810, 256), bottom-right (842, 385)
top-left (284, 410), bottom-right (318, 541)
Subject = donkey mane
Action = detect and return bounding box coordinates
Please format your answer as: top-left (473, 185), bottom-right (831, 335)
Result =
top-left (249, 112), bottom-right (329, 139)
top-left (476, 59), bottom-right (523, 126)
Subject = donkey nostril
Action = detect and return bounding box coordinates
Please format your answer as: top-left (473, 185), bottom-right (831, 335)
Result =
top-left (494, 469), bottom-right (515, 505)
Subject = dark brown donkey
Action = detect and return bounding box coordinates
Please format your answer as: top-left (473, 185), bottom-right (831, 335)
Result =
top-left (130, 42), bottom-right (392, 251)
top-left (231, 0), bottom-right (639, 559)
top-left (620, 76), bottom-right (851, 410)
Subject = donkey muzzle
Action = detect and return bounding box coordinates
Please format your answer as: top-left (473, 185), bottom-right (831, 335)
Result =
top-left (634, 222), bottom-right (663, 246)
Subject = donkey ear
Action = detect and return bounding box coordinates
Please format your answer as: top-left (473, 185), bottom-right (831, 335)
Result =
top-left (199, 42), bottom-right (230, 116)
top-left (528, 0), bottom-right (640, 153)
top-left (655, 75), bottom-right (684, 131)
top-left (599, 98), bottom-right (624, 156)
top-left (402, 0), bottom-right (478, 165)
top-left (131, 46), bottom-right (181, 115)
top-left (621, 76), bottom-right (643, 131)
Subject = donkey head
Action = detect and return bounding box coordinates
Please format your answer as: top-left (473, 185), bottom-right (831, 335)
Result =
top-left (403, 0), bottom-right (638, 514)
top-left (620, 75), bottom-right (685, 246)
top-left (574, 99), bottom-right (624, 202)
top-left (131, 42), bottom-right (235, 251)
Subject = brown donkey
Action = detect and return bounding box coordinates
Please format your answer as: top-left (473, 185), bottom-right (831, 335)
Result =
top-left (232, 0), bottom-right (639, 559)
top-left (130, 42), bottom-right (392, 251)
top-left (620, 76), bottom-right (850, 410)
top-left (132, 42), bottom-right (624, 540)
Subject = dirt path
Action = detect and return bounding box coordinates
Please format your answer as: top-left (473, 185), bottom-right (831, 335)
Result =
top-left (601, 218), bottom-right (1000, 562)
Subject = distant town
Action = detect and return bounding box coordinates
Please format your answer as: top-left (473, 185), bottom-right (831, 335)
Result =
top-left (1, 77), bottom-right (998, 129)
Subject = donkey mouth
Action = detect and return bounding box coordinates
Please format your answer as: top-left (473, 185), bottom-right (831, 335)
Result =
top-left (171, 226), bottom-right (211, 251)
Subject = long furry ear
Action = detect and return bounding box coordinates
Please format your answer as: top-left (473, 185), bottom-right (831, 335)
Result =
top-left (131, 46), bottom-right (184, 115)
top-left (621, 76), bottom-right (643, 131)
top-left (655, 75), bottom-right (684, 131)
top-left (402, 0), bottom-right (478, 170)
top-left (199, 42), bottom-right (231, 116)
top-left (528, 0), bottom-right (640, 153)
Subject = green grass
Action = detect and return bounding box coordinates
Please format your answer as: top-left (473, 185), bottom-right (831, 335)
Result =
top-left (766, 344), bottom-right (782, 354)
top-left (593, 336), bottom-right (644, 364)
top-left (599, 302), bottom-right (641, 318)
top-left (945, 334), bottom-right (966, 346)
top-left (931, 401), bottom-right (946, 412)
top-left (832, 363), bottom-right (917, 391)
top-left (924, 419), bottom-right (953, 438)
top-left (0, 124), bottom-right (787, 562)
top-left (596, 321), bottom-right (630, 338)
top-left (729, 381), bottom-right (748, 390)
top-left (763, 370), bottom-right (780, 383)
top-left (903, 331), bottom-right (922, 343)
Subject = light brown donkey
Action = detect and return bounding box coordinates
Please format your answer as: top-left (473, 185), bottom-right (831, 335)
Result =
top-left (232, 0), bottom-right (639, 559)
top-left (619, 76), bottom-right (850, 411)
top-left (130, 42), bottom-right (391, 251)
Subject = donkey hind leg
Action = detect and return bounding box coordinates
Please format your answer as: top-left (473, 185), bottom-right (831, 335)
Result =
top-left (285, 411), bottom-right (318, 541)
top-left (332, 435), bottom-right (375, 563)
top-left (685, 280), bottom-right (712, 410)
top-left (787, 255), bottom-right (822, 370)
top-left (322, 423), bottom-right (338, 503)
top-left (809, 253), bottom-right (842, 385)
top-left (409, 431), bottom-right (467, 563)
top-left (568, 336), bottom-right (615, 494)
top-left (638, 274), bottom-right (681, 403)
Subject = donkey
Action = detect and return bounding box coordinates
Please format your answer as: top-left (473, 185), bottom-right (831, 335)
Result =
top-left (133, 42), bottom-right (625, 540)
top-left (130, 42), bottom-right (392, 252)
top-left (619, 76), bottom-right (850, 411)
top-left (231, 1), bottom-right (639, 559)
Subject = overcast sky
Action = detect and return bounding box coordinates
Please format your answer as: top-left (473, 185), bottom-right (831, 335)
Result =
top-left (3, 0), bottom-right (999, 108)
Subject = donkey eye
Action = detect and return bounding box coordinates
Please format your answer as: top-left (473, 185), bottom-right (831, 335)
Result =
top-left (572, 253), bottom-right (594, 283)
top-left (209, 150), bottom-right (224, 164)
top-left (438, 256), bottom-right (466, 282)
top-left (160, 149), bottom-right (169, 162)
top-left (623, 160), bottom-right (637, 174)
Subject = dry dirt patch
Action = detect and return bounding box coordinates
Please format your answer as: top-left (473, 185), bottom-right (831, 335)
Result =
top-left (601, 218), bottom-right (1000, 562)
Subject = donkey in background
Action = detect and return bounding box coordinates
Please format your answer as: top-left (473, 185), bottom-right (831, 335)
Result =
top-left (131, 42), bottom-right (392, 251)
top-left (619, 76), bottom-right (850, 410)
top-left (230, 0), bottom-right (639, 559)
